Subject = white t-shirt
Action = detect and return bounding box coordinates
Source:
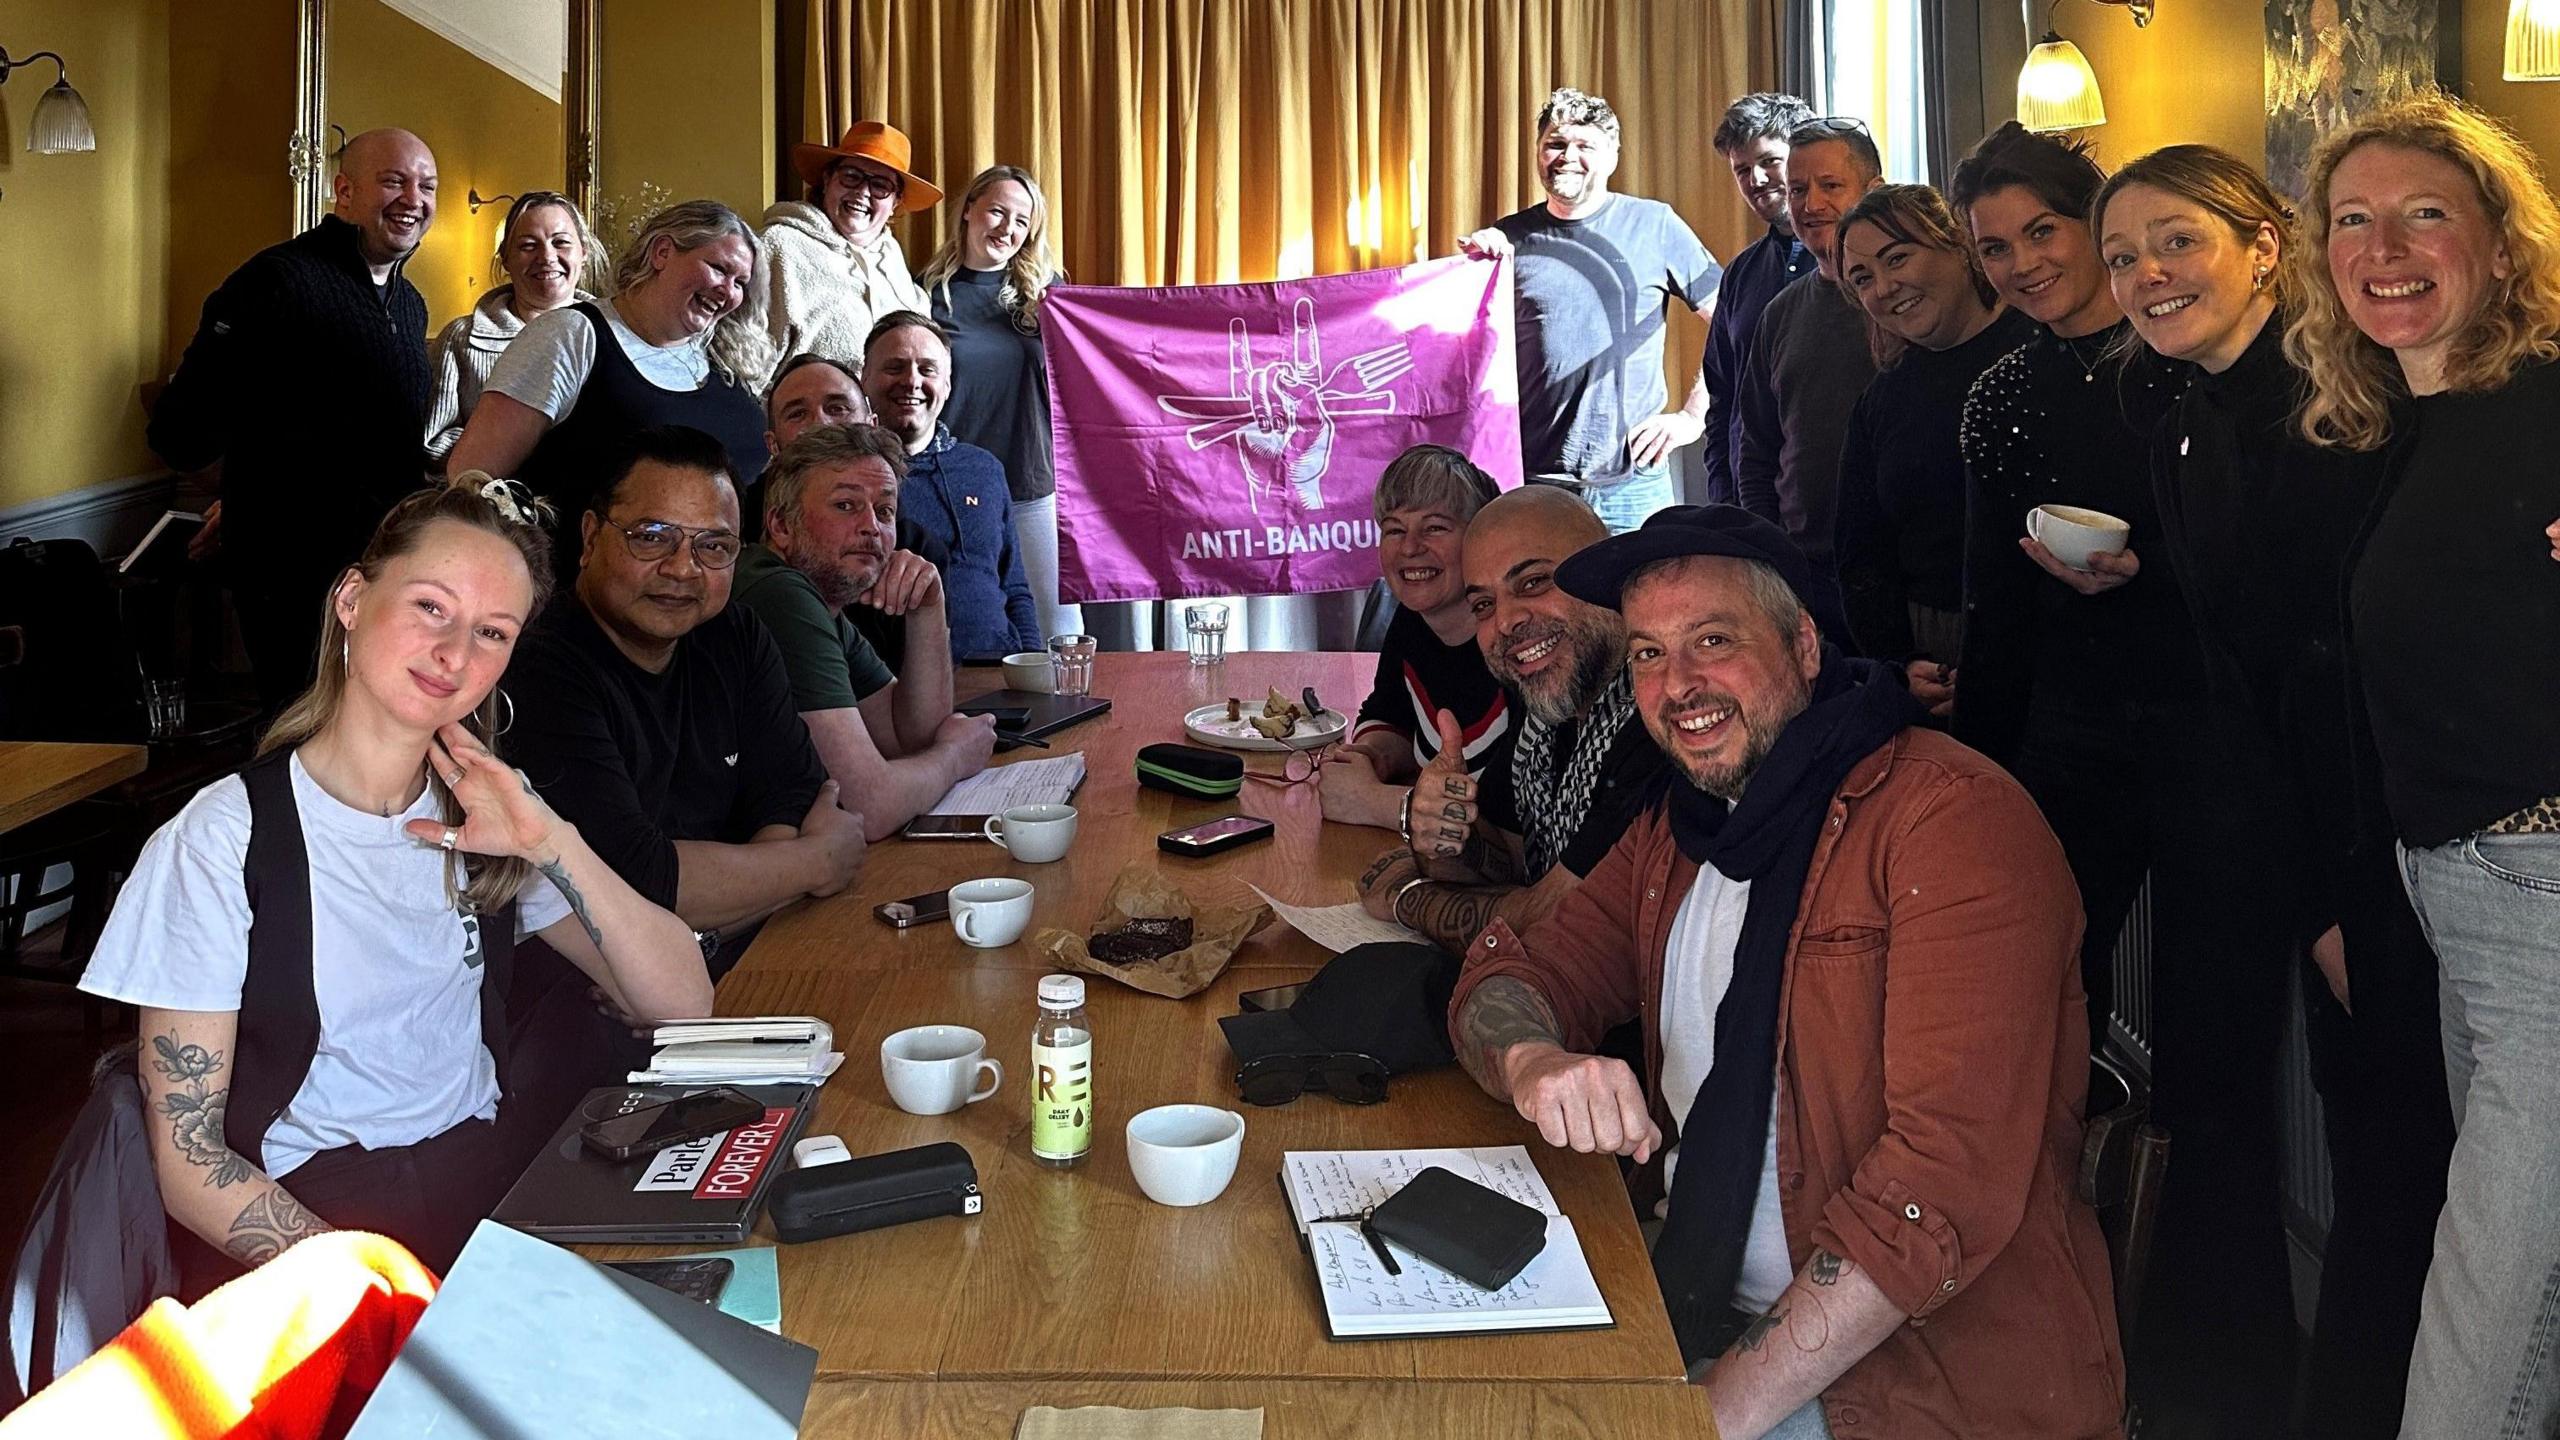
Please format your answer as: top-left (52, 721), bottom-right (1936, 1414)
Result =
top-left (1656, 867), bottom-right (1797, 1313)
top-left (80, 753), bottom-right (571, 1177)
top-left (485, 299), bottom-right (713, 420)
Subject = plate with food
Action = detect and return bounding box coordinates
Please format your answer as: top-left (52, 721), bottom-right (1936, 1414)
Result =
top-left (1183, 687), bottom-right (1348, 752)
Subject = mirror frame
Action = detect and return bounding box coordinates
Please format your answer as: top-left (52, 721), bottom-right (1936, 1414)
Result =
top-left (291, 0), bottom-right (597, 231)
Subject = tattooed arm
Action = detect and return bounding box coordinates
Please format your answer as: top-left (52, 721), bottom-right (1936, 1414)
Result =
top-left (135, 1008), bottom-right (332, 1267)
top-left (1702, 1247), bottom-right (1906, 1439)
top-left (1357, 846), bottom-right (1577, 954)
top-left (1452, 976), bottom-right (1662, 1161)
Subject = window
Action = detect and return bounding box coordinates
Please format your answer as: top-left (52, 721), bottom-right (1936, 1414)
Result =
top-left (1808, 0), bottom-right (1936, 182)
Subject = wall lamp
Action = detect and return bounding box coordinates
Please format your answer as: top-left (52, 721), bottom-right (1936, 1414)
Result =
top-left (2018, 0), bottom-right (2158, 133)
top-left (0, 45), bottom-right (97, 154)
top-left (468, 188), bottom-right (518, 214)
top-left (2512, 0), bottom-right (2560, 80)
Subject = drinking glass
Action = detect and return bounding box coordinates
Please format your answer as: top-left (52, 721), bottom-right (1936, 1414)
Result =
top-left (145, 678), bottom-right (188, 740)
top-left (1048, 634), bottom-right (1098, 697)
top-left (1184, 603), bottom-right (1229, 666)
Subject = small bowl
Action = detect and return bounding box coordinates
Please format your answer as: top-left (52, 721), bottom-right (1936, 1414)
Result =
top-left (1002, 650), bottom-right (1057, 694)
top-left (1125, 1104), bottom-right (1245, 1207)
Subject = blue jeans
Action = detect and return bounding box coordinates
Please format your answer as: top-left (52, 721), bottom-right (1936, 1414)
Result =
top-left (1581, 465), bottom-right (1679, 535)
top-left (2396, 831), bottom-right (2560, 1440)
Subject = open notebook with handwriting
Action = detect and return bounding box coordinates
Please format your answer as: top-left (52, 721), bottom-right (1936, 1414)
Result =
top-left (1279, 1145), bottom-right (1614, 1339)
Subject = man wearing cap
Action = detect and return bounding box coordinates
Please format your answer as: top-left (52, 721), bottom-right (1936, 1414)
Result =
top-left (1446, 505), bottom-right (2120, 1440)
top-left (1355, 485), bottom-right (1668, 953)
top-left (764, 121), bottom-right (939, 370)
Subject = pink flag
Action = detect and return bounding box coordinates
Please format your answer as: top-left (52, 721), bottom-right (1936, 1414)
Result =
top-left (1043, 257), bottom-right (1522, 603)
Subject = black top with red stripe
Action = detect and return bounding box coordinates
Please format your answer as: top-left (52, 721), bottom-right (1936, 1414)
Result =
top-left (1353, 607), bottom-right (1518, 831)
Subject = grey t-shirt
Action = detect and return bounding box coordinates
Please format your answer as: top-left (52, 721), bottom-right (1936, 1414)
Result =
top-left (1735, 272), bottom-right (1876, 567)
top-left (1494, 194), bottom-right (1722, 486)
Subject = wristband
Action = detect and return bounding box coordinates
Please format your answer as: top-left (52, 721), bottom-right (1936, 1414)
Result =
top-left (1389, 876), bottom-right (1431, 929)
top-left (1398, 787), bottom-right (1416, 843)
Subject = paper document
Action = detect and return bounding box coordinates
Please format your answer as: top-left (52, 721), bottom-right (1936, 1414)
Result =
top-left (923, 753), bottom-right (1087, 816)
top-left (1250, 886), bottom-right (1427, 953)
top-left (1281, 1145), bottom-right (1563, 1229)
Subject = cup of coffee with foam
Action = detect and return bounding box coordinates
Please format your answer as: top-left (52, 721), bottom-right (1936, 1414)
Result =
top-left (2027, 504), bottom-right (2133, 573)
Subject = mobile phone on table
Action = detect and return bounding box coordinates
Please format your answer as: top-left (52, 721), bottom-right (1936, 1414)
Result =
top-left (605, 1257), bottom-right (736, 1307)
top-left (579, 1086), bottom-right (764, 1162)
top-left (875, 889), bottom-right (955, 928)
top-left (1159, 814), bottom-right (1277, 858)
top-left (902, 814), bottom-right (992, 840)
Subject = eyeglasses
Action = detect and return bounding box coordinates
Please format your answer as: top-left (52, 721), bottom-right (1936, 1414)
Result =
top-left (603, 516), bottom-right (742, 570)
top-left (836, 165), bottom-right (905, 200)
top-left (1245, 742), bottom-right (1341, 788)
top-left (1236, 1052), bottom-right (1391, 1108)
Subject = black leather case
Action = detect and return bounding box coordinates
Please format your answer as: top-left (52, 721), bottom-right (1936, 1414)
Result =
top-left (767, 1141), bottom-right (982, 1244)
top-left (1366, 1165), bottom-right (1550, 1290)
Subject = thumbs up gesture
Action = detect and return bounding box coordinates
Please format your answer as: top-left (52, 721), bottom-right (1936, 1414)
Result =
top-left (1407, 710), bottom-right (1481, 862)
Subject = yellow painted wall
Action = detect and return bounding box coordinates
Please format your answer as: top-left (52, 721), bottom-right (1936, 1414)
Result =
top-left (598, 0), bottom-right (776, 250)
top-left (0, 0), bottom-right (174, 509)
top-left (2060, 2), bottom-right (2269, 171)
top-left (2465, 8), bottom-right (2560, 159)
top-left (329, 0), bottom-right (565, 332)
top-left (165, 0), bottom-right (296, 377)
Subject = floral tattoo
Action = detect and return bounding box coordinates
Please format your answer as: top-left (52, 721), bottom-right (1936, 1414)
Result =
top-left (151, 1032), bottom-right (253, 1188)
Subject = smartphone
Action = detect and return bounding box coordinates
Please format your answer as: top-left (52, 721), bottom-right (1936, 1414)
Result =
top-left (605, 1257), bottom-right (736, 1307)
top-left (579, 1087), bottom-right (764, 1161)
top-left (1238, 982), bottom-right (1306, 1013)
top-left (901, 814), bottom-right (992, 840)
top-left (875, 889), bottom-right (955, 928)
top-left (1159, 814), bottom-right (1277, 858)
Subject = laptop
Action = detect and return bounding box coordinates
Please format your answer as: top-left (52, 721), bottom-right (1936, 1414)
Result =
top-left (491, 1083), bottom-right (815, 1245)
top-left (957, 688), bottom-right (1113, 741)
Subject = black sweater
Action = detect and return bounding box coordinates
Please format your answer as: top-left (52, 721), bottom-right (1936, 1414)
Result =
top-left (1953, 320), bottom-right (2197, 767)
top-left (1832, 306), bottom-right (2040, 661)
top-left (2153, 315), bottom-right (2389, 944)
top-left (149, 215), bottom-right (430, 585)
top-left (2349, 356), bottom-right (2560, 846)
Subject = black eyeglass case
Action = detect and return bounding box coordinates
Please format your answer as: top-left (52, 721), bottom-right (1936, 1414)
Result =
top-left (767, 1141), bottom-right (981, 1244)
top-left (1136, 743), bottom-right (1245, 799)
top-left (1367, 1165), bottom-right (1550, 1291)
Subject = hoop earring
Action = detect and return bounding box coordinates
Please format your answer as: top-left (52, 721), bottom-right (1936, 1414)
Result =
top-left (493, 687), bottom-right (516, 738)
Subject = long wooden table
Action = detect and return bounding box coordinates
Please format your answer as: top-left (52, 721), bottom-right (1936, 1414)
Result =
top-left (0, 741), bottom-right (146, 834)
top-left (598, 653), bottom-right (1712, 1438)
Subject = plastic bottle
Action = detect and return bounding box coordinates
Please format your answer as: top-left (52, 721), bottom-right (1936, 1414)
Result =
top-left (1031, 973), bottom-right (1092, 1167)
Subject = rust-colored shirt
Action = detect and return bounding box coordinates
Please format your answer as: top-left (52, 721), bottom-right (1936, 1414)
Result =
top-left (1450, 727), bottom-right (2124, 1439)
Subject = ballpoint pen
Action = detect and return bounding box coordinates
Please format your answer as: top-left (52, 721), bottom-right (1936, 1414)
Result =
top-left (1306, 1209), bottom-right (1401, 1275)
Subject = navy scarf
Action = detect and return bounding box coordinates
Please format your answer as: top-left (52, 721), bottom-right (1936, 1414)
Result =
top-left (1650, 650), bottom-right (1923, 1361)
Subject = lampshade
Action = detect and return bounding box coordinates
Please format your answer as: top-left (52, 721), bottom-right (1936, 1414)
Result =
top-left (28, 76), bottom-right (95, 154)
top-left (2018, 35), bottom-right (2107, 131)
top-left (2509, 0), bottom-right (2560, 80)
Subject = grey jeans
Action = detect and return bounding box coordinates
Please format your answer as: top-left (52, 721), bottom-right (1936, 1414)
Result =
top-left (2396, 831), bottom-right (2560, 1440)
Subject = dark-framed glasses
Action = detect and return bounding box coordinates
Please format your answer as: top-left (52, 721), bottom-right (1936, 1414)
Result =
top-left (838, 165), bottom-right (905, 199)
top-left (1236, 1052), bottom-right (1391, 1107)
top-left (606, 516), bottom-right (742, 570)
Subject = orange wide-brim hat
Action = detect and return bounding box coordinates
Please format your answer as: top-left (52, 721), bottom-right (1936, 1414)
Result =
top-left (790, 120), bottom-right (944, 211)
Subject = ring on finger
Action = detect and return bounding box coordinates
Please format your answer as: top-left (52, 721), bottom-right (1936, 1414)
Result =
top-left (437, 826), bottom-right (460, 851)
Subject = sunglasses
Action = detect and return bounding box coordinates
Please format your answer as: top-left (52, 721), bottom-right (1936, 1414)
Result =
top-left (1236, 1052), bottom-right (1391, 1108)
top-left (603, 515), bottom-right (742, 570)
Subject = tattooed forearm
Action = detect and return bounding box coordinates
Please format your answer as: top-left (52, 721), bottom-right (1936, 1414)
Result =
top-left (148, 1032), bottom-right (253, 1188)
top-left (224, 1186), bottom-right (330, 1266)
top-left (1398, 881), bottom-right (1511, 954)
top-left (540, 857), bottom-right (605, 951)
top-left (1454, 976), bottom-right (1566, 1099)
top-left (1809, 1248), bottom-right (1843, 1286)
top-left (1733, 1306), bottom-right (1786, 1353)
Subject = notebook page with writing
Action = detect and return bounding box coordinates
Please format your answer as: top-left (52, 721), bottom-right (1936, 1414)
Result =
top-left (922, 753), bottom-right (1088, 816)
top-left (1307, 1214), bottom-right (1611, 1336)
top-left (1281, 1146), bottom-right (1562, 1231)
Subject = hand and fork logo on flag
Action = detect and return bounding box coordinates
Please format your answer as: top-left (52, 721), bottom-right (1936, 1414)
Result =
top-left (1154, 297), bottom-right (1415, 513)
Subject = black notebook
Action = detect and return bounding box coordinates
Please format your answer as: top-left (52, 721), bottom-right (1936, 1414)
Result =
top-left (956, 688), bottom-right (1113, 740)
top-left (492, 1083), bottom-right (814, 1244)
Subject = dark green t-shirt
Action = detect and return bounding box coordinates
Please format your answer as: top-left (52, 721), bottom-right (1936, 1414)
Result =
top-left (728, 543), bottom-right (896, 712)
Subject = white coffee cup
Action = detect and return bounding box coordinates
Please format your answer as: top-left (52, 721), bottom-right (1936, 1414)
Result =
top-left (880, 1025), bottom-right (1004, 1115)
top-left (948, 877), bottom-right (1035, 948)
top-left (1125, 1104), bottom-right (1246, 1207)
top-left (1001, 651), bottom-right (1057, 694)
top-left (984, 803), bottom-right (1079, 863)
top-left (2027, 504), bottom-right (2133, 573)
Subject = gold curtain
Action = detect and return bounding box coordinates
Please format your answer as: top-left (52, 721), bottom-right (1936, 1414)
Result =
top-left (796, 0), bottom-right (1780, 289)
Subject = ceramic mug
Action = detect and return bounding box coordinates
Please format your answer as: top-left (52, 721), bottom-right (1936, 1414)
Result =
top-left (2027, 504), bottom-right (2133, 573)
top-left (948, 877), bottom-right (1035, 948)
top-left (881, 1025), bottom-right (1004, 1115)
top-left (1125, 1105), bottom-right (1246, 1206)
top-left (984, 803), bottom-right (1079, 863)
top-left (1001, 651), bottom-right (1057, 694)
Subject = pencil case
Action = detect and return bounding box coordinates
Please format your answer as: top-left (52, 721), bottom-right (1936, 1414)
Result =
top-left (1135, 743), bottom-right (1243, 799)
top-left (767, 1141), bottom-right (981, 1243)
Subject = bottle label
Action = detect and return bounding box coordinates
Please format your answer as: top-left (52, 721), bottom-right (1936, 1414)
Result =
top-left (1031, 1038), bottom-right (1093, 1159)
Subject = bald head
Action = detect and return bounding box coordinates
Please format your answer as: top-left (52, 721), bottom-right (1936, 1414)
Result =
top-left (1464, 484), bottom-right (1624, 725)
top-left (333, 128), bottom-right (437, 270)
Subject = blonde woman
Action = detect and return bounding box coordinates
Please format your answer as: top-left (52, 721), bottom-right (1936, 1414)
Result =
top-left (78, 479), bottom-right (711, 1281)
top-left (764, 122), bottom-right (937, 370)
top-left (2289, 91), bottom-right (2560, 1440)
top-left (920, 164), bottom-right (1073, 635)
top-left (426, 191), bottom-right (600, 463)
top-left (449, 199), bottom-right (775, 527)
